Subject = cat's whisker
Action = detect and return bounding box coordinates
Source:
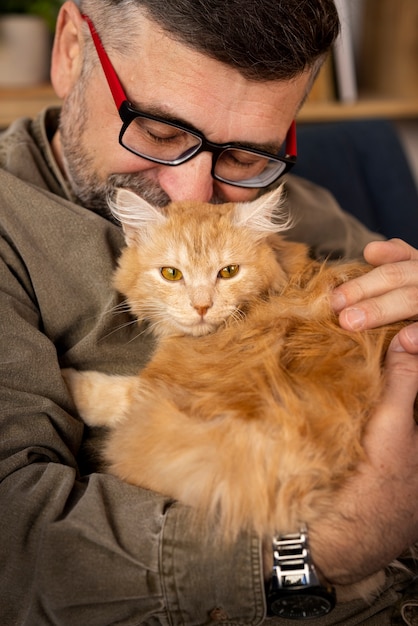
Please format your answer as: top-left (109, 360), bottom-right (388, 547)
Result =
top-left (98, 318), bottom-right (142, 343)
top-left (124, 316), bottom-right (174, 343)
top-left (145, 316), bottom-right (170, 334)
top-left (107, 301), bottom-right (134, 317)
top-left (229, 308), bottom-right (246, 324)
top-left (71, 301), bottom-right (129, 326)
top-left (126, 328), bottom-right (150, 343)
top-left (126, 307), bottom-right (168, 335)
top-left (85, 301), bottom-right (135, 331)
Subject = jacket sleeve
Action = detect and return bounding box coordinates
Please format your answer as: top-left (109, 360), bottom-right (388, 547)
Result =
top-left (0, 232), bottom-right (265, 626)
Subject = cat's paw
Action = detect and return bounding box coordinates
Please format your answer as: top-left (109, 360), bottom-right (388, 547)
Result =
top-left (61, 368), bottom-right (129, 427)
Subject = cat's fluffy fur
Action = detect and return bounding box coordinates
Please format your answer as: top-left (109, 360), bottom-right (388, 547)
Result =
top-left (63, 186), bottom-right (407, 596)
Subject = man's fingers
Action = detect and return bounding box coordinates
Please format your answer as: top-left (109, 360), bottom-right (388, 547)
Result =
top-left (335, 286), bottom-right (418, 330)
top-left (359, 348), bottom-right (418, 482)
top-left (383, 324), bottom-right (418, 421)
top-left (364, 239), bottom-right (418, 266)
top-left (369, 327), bottom-right (418, 444)
top-left (391, 323), bottom-right (418, 354)
top-left (332, 260), bottom-right (417, 309)
top-left (331, 243), bottom-right (418, 330)
top-left (331, 239), bottom-right (418, 331)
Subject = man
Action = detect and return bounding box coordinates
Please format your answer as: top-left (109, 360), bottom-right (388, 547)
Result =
top-left (1, 0), bottom-right (418, 623)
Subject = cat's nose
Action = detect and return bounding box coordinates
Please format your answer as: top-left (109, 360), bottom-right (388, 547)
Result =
top-left (194, 305), bottom-right (211, 317)
top-left (157, 153), bottom-right (214, 203)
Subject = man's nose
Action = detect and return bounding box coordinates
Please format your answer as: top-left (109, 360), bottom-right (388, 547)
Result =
top-left (156, 152), bottom-right (214, 202)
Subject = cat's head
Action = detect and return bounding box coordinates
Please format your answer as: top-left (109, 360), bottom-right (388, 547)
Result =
top-left (109, 187), bottom-right (294, 338)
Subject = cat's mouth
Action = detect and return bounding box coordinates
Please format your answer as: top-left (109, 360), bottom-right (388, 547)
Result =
top-left (172, 318), bottom-right (221, 337)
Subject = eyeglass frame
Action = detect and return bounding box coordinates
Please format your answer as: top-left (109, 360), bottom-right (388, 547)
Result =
top-left (81, 13), bottom-right (298, 189)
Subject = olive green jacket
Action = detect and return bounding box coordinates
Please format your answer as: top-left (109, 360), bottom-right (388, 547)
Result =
top-left (0, 109), bottom-right (414, 626)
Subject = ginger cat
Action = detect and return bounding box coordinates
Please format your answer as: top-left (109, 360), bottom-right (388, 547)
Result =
top-left (63, 186), bottom-right (407, 596)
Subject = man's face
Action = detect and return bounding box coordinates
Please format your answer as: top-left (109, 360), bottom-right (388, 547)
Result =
top-left (52, 9), bottom-right (312, 210)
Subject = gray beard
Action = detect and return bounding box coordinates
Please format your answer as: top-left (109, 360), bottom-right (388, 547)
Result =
top-left (75, 171), bottom-right (172, 217)
top-left (59, 133), bottom-right (171, 217)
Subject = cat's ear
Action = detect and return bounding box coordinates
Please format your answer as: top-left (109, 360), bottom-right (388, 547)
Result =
top-left (233, 184), bottom-right (291, 235)
top-left (108, 188), bottom-right (167, 246)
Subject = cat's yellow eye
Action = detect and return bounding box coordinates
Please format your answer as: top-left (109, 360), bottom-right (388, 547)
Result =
top-left (160, 267), bottom-right (183, 281)
top-left (218, 264), bottom-right (239, 279)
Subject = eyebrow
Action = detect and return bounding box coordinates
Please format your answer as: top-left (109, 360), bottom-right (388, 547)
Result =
top-left (129, 100), bottom-right (283, 154)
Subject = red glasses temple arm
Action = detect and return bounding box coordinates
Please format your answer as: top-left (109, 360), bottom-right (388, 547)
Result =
top-left (81, 13), bottom-right (126, 110)
top-left (286, 120), bottom-right (297, 158)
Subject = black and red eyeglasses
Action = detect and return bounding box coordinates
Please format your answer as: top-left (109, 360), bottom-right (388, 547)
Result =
top-left (81, 13), bottom-right (297, 188)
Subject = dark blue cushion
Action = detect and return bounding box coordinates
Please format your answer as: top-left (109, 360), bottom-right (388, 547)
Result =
top-left (294, 119), bottom-right (418, 247)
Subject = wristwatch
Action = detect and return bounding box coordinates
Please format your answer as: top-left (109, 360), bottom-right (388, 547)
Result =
top-left (265, 525), bottom-right (336, 620)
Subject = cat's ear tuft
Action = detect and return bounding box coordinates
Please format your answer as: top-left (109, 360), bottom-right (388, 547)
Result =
top-left (108, 188), bottom-right (167, 246)
top-left (233, 184), bottom-right (292, 235)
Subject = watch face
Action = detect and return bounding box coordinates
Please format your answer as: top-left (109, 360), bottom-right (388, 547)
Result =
top-left (269, 591), bottom-right (335, 620)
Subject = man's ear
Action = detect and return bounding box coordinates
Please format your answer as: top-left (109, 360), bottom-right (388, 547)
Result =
top-left (50, 1), bottom-right (86, 98)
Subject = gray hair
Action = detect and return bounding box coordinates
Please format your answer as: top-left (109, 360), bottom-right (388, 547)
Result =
top-left (79, 0), bottom-right (339, 80)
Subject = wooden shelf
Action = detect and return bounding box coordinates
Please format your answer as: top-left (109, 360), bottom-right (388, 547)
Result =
top-left (1, 85), bottom-right (418, 129)
top-left (0, 84), bottom-right (60, 128)
top-left (299, 96), bottom-right (418, 123)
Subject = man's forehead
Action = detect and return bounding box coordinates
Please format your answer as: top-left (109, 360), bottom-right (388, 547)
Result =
top-left (117, 23), bottom-right (311, 145)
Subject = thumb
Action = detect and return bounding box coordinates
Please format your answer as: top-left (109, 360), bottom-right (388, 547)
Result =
top-left (380, 325), bottom-right (418, 428)
top-left (361, 327), bottom-right (418, 468)
top-left (390, 322), bottom-right (418, 355)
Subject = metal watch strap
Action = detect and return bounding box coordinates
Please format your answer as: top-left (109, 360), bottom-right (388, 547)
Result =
top-left (266, 525), bottom-right (336, 619)
top-left (271, 525), bottom-right (320, 589)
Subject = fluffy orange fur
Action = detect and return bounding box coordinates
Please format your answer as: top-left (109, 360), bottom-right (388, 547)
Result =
top-left (102, 261), bottom-right (397, 538)
top-left (63, 187), bottom-right (407, 597)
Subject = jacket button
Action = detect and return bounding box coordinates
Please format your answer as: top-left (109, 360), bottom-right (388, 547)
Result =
top-left (209, 607), bottom-right (229, 621)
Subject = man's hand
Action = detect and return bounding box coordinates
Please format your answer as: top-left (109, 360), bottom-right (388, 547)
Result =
top-left (309, 332), bottom-right (418, 584)
top-left (311, 239), bottom-right (418, 584)
top-left (265, 239), bottom-right (418, 586)
top-left (331, 239), bottom-right (418, 330)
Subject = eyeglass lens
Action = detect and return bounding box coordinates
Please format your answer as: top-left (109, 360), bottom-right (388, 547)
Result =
top-left (122, 116), bottom-right (200, 162)
top-left (121, 116), bottom-right (288, 186)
